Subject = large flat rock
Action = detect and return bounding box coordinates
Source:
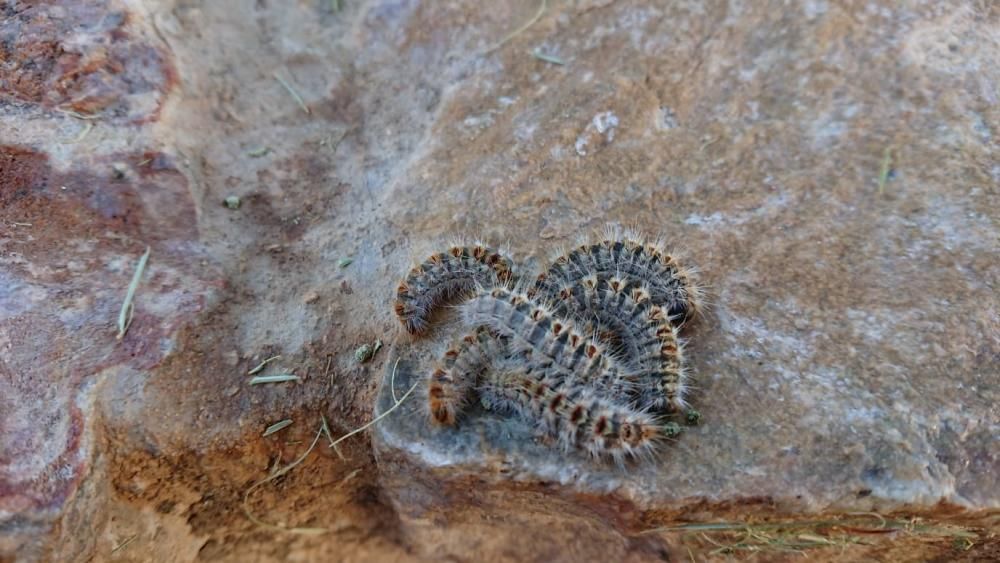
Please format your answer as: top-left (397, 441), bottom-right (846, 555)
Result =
top-left (2, 0), bottom-right (997, 561)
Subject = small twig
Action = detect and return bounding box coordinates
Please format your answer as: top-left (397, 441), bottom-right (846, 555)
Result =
top-left (111, 534), bottom-right (137, 553)
top-left (274, 72), bottom-right (311, 115)
top-left (249, 374), bottom-right (300, 385)
top-left (248, 355), bottom-right (282, 375)
top-left (116, 247), bottom-right (150, 340)
top-left (487, 0), bottom-right (548, 53)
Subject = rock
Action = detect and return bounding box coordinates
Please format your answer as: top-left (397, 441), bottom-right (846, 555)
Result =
top-left (2, 0), bottom-right (998, 561)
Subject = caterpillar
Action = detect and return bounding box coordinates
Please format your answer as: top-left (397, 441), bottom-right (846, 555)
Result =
top-left (459, 285), bottom-right (637, 401)
top-left (426, 327), bottom-right (508, 426)
top-left (538, 274), bottom-right (689, 411)
top-left (394, 242), bottom-right (516, 335)
top-left (532, 225), bottom-right (703, 326)
top-left (479, 366), bottom-right (663, 465)
top-left (392, 225), bottom-right (703, 464)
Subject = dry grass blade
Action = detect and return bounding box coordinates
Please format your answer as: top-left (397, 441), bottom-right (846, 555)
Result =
top-left (487, 0), bottom-right (548, 53)
top-left (274, 72), bottom-right (311, 114)
top-left (248, 355), bottom-right (282, 375)
top-left (242, 359), bottom-right (416, 534)
top-left (249, 374), bottom-right (300, 385)
top-left (56, 108), bottom-right (99, 120)
top-left (242, 424), bottom-right (329, 534)
top-left (320, 414), bottom-right (345, 461)
top-left (327, 359), bottom-right (416, 451)
top-left (642, 515), bottom-right (977, 555)
top-left (116, 246), bottom-right (150, 340)
top-left (263, 419), bottom-right (294, 436)
top-left (531, 48), bottom-right (564, 65)
top-left (72, 121), bottom-right (94, 143)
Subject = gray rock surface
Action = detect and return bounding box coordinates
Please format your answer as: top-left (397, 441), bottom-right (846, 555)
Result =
top-left (1, 0), bottom-right (997, 560)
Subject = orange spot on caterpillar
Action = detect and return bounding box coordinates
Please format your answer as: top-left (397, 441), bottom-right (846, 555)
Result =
top-left (549, 393), bottom-right (564, 411)
top-left (431, 405), bottom-right (454, 425)
top-left (594, 416), bottom-right (608, 435)
top-left (620, 423), bottom-right (637, 444)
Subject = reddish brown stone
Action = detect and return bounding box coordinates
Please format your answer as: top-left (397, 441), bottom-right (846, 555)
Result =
top-left (2, 0), bottom-right (998, 561)
top-left (0, 1), bottom-right (175, 122)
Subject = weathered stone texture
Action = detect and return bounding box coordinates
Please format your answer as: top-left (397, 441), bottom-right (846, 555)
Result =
top-left (1, 0), bottom-right (997, 561)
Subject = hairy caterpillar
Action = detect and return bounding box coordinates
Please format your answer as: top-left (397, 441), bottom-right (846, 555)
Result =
top-left (459, 286), bottom-right (637, 401)
top-left (536, 274), bottom-right (689, 411)
top-left (533, 225), bottom-right (703, 326)
top-left (479, 366), bottom-right (663, 465)
top-left (392, 225), bottom-right (703, 463)
top-left (394, 242), bottom-right (515, 335)
top-left (426, 327), bottom-right (508, 426)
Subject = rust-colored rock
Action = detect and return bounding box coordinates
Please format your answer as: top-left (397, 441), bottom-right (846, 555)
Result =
top-left (1, 0), bottom-right (997, 561)
top-left (1, 1), bottom-right (175, 121)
